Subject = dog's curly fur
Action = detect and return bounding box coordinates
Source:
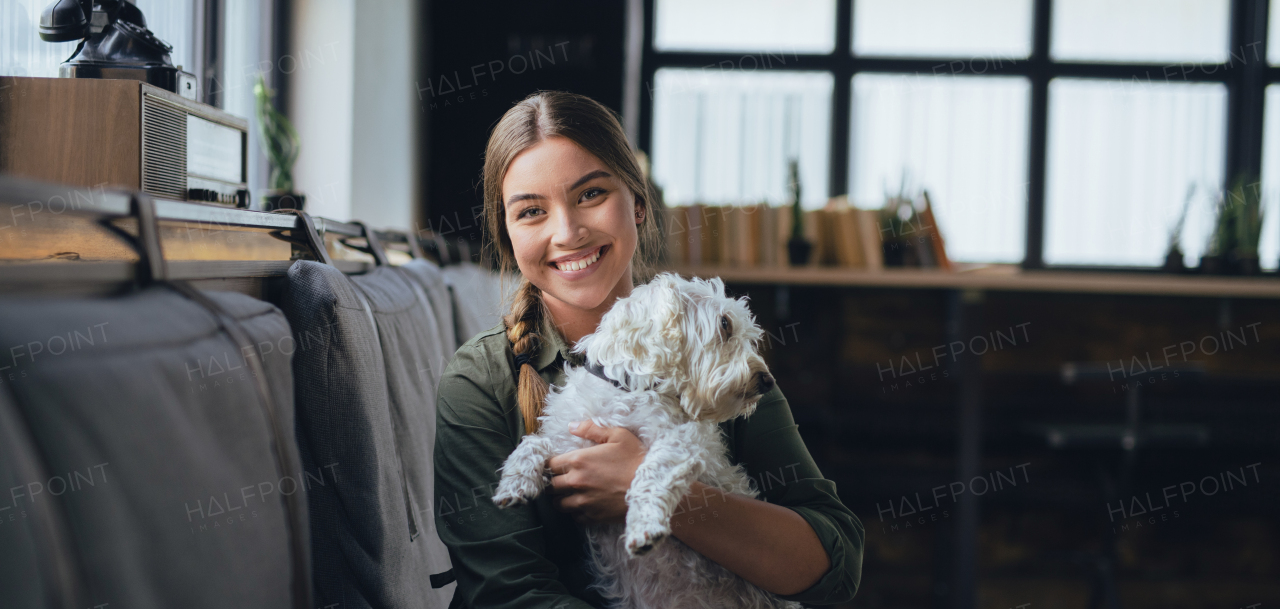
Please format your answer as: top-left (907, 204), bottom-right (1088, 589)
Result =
top-left (492, 273), bottom-right (801, 609)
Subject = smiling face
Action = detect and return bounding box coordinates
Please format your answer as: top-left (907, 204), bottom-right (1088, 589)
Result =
top-left (502, 135), bottom-right (642, 318)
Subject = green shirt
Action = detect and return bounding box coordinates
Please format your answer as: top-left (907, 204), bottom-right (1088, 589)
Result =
top-left (433, 317), bottom-right (864, 608)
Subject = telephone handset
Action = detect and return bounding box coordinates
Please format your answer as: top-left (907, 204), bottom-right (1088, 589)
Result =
top-left (37, 0), bottom-right (196, 99)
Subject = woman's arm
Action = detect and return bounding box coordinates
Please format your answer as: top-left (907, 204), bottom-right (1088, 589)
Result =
top-left (668, 479), bottom-right (829, 595)
top-left (549, 422), bottom-right (827, 594)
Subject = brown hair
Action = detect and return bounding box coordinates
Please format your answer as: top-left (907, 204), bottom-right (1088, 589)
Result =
top-left (482, 91), bottom-right (662, 435)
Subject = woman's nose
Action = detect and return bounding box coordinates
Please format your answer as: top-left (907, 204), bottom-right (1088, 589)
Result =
top-left (551, 206), bottom-right (589, 247)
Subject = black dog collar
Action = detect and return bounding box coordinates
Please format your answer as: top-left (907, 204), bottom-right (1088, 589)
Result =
top-left (584, 360), bottom-right (627, 390)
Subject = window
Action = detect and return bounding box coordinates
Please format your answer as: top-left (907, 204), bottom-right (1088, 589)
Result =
top-left (1051, 0), bottom-right (1230, 63)
top-left (655, 0), bottom-right (836, 53)
top-left (1, 0), bottom-right (195, 79)
top-left (853, 0), bottom-right (1033, 59)
top-left (639, 0), bottom-right (1278, 269)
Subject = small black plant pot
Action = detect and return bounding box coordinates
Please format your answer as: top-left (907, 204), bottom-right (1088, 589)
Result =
top-left (1162, 250), bottom-right (1187, 274)
top-left (882, 239), bottom-right (924, 267)
top-left (787, 237), bottom-right (812, 266)
top-left (263, 191), bottom-right (306, 212)
top-left (1233, 254), bottom-right (1261, 276)
top-left (1198, 254), bottom-right (1229, 275)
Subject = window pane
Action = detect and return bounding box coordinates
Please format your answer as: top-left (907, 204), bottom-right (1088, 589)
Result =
top-left (853, 0), bottom-right (1032, 59)
top-left (1045, 78), bottom-right (1226, 266)
top-left (133, 0), bottom-right (195, 74)
top-left (223, 0), bottom-right (261, 120)
top-left (849, 74), bottom-right (1029, 263)
top-left (1051, 0), bottom-right (1230, 63)
top-left (654, 0), bottom-right (835, 54)
top-left (1, 0), bottom-right (194, 78)
top-left (1255, 85), bottom-right (1280, 269)
top-left (1269, 0), bottom-right (1280, 65)
top-left (650, 69), bottom-right (832, 208)
top-left (1, 1), bottom-right (82, 77)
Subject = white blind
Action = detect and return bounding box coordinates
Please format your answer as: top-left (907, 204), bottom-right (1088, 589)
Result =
top-left (1045, 78), bottom-right (1227, 266)
top-left (850, 73), bottom-right (1030, 263)
top-left (650, 68), bottom-right (833, 209)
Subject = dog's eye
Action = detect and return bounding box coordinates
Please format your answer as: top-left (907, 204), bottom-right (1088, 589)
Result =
top-left (720, 314), bottom-right (732, 339)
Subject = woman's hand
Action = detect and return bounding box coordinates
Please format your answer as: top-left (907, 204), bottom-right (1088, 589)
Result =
top-left (545, 421), bottom-right (647, 525)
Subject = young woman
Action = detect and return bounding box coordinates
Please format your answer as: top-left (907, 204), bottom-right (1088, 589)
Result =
top-left (432, 91), bottom-right (864, 608)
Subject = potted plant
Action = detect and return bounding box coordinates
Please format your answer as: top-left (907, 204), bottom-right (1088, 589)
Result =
top-left (254, 73), bottom-right (305, 211)
top-left (1200, 173), bottom-right (1263, 275)
top-left (786, 159), bottom-right (812, 266)
top-left (1163, 185), bottom-right (1195, 273)
top-left (1231, 174), bottom-right (1263, 276)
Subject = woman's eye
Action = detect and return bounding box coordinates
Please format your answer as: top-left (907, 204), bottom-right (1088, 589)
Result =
top-left (517, 207), bottom-right (543, 219)
top-left (580, 187), bottom-right (606, 202)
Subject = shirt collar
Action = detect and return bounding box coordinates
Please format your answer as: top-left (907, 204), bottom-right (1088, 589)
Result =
top-left (534, 315), bottom-right (585, 372)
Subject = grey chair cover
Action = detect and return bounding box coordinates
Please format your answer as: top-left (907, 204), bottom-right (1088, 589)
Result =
top-left (397, 259), bottom-right (457, 389)
top-left (282, 261), bottom-right (454, 608)
top-left (441, 263), bottom-right (510, 347)
top-left (0, 286), bottom-right (309, 609)
top-left (0, 387), bottom-right (82, 608)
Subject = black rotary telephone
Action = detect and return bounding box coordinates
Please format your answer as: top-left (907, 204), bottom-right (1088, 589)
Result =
top-left (38, 0), bottom-right (197, 98)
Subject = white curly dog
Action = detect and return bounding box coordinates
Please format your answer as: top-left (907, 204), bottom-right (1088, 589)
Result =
top-left (492, 272), bottom-right (803, 609)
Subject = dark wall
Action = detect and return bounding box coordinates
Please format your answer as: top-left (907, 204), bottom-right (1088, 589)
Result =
top-left (419, 0), bottom-right (627, 263)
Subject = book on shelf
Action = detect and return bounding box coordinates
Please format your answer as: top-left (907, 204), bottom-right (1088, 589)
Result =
top-left (758, 204), bottom-right (777, 267)
top-left (663, 207), bottom-right (687, 266)
top-left (728, 204), bottom-right (745, 267)
top-left (740, 203), bottom-right (761, 267)
top-left (776, 204), bottom-right (792, 268)
top-left (660, 200), bottom-right (895, 271)
top-left (824, 196), bottom-right (866, 269)
top-left (855, 208), bottom-right (884, 271)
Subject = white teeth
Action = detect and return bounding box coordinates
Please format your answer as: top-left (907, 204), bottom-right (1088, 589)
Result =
top-left (556, 248), bottom-right (601, 272)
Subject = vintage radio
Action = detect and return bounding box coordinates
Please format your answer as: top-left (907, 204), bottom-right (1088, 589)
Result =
top-left (0, 76), bottom-right (249, 207)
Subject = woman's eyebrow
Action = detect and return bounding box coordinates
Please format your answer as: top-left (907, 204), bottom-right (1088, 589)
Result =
top-left (567, 170), bottom-right (612, 191)
top-left (506, 192), bottom-right (544, 207)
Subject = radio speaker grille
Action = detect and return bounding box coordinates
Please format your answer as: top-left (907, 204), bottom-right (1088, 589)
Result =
top-left (142, 96), bottom-right (187, 199)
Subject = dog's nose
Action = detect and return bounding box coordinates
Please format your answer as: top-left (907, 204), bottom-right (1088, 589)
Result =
top-left (756, 372), bottom-right (774, 395)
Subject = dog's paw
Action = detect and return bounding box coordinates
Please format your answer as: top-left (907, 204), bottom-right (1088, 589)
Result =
top-left (492, 475), bottom-right (542, 508)
top-left (624, 521), bottom-right (670, 556)
top-left (491, 488), bottom-right (527, 509)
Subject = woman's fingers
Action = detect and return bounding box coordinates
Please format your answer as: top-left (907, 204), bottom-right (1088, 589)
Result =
top-left (543, 426), bottom-right (644, 525)
top-left (568, 419), bottom-right (614, 444)
top-left (548, 469), bottom-right (578, 494)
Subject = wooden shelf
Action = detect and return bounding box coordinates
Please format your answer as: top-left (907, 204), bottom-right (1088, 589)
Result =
top-left (661, 265), bottom-right (1280, 299)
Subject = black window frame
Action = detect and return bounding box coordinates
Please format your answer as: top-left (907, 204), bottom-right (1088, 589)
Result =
top-left (636, 0), bottom-right (1274, 271)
